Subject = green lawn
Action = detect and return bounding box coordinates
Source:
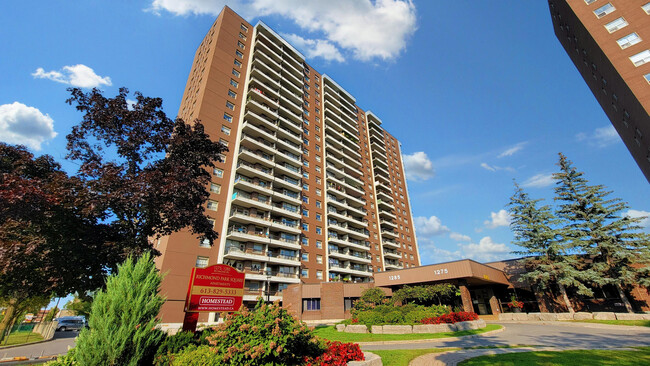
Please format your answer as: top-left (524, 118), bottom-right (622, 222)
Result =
top-left (459, 347), bottom-right (650, 365)
top-left (312, 324), bottom-right (502, 342)
top-left (0, 331), bottom-right (44, 347)
top-left (564, 319), bottom-right (650, 327)
top-left (372, 348), bottom-right (456, 366)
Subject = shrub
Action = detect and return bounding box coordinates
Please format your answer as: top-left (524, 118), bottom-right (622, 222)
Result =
top-left (154, 331), bottom-right (197, 366)
top-left (353, 304), bottom-right (449, 326)
top-left (304, 341), bottom-right (364, 366)
top-left (360, 287), bottom-right (386, 305)
top-left (171, 345), bottom-right (222, 365)
top-left (384, 311), bottom-right (404, 324)
top-left (420, 311), bottom-right (479, 324)
top-left (355, 311), bottom-right (385, 326)
top-left (199, 299), bottom-right (324, 365)
top-left (45, 349), bottom-right (77, 366)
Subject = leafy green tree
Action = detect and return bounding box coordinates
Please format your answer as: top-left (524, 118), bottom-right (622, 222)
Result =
top-left (65, 87), bottom-right (227, 255)
top-left (0, 296), bottom-right (49, 343)
top-left (553, 153), bottom-right (650, 312)
top-left (64, 292), bottom-right (95, 319)
top-left (73, 253), bottom-right (165, 365)
top-left (508, 182), bottom-right (589, 312)
top-left (392, 284), bottom-right (458, 306)
top-left (360, 287), bottom-right (386, 305)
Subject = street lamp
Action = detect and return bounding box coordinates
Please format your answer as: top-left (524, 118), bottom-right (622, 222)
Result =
top-left (266, 267), bottom-right (272, 303)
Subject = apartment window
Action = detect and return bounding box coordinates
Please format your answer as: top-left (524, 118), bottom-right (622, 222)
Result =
top-left (234, 59), bottom-right (242, 67)
top-left (630, 50), bottom-right (650, 66)
top-left (302, 208), bottom-right (309, 217)
top-left (221, 125), bottom-right (231, 135)
top-left (303, 172), bottom-right (309, 178)
top-left (315, 145), bottom-right (321, 152)
top-left (207, 200), bottom-right (218, 211)
top-left (594, 3), bottom-right (615, 18)
top-left (643, 3), bottom-right (650, 14)
top-left (315, 166), bottom-right (321, 173)
top-left (235, 50), bottom-right (244, 59)
top-left (241, 24), bottom-right (248, 32)
top-left (199, 238), bottom-right (211, 248)
top-left (303, 109), bottom-right (309, 116)
top-left (226, 101), bottom-right (235, 110)
top-left (302, 253), bottom-right (309, 261)
top-left (316, 240), bottom-right (322, 249)
top-left (644, 73), bottom-right (650, 83)
top-left (302, 237), bottom-right (309, 245)
top-left (316, 270), bottom-right (323, 280)
top-left (237, 40), bottom-right (245, 49)
top-left (232, 68), bottom-right (240, 77)
top-left (218, 138), bottom-right (228, 147)
top-left (584, 0), bottom-right (596, 4)
top-left (228, 89), bottom-right (237, 98)
top-left (304, 84), bottom-right (310, 90)
top-left (316, 188), bottom-right (321, 196)
top-left (604, 17), bottom-right (628, 33)
top-left (210, 183), bottom-right (221, 194)
top-left (316, 201), bottom-right (321, 208)
top-left (315, 155), bottom-right (321, 163)
top-left (239, 32), bottom-right (246, 40)
top-left (223, 113), bottom-right (233, 122)
top-left (316, 227), bottom-right (322, 235)
top-left (301, 269), bottom-right (309, 278)
top-left (316, 177), bottom-right (321, 184)
top-left (303, 160), bottom-right (309, 167)
top-left (196, 256), bottom-right (209, 268)
top-left (302, 182), bottom-right (309, 190)
top-left (303, 298), bottom-right (320, 311)
top-left (316, 213), bottom-right (322, 222)
top-left (213, 168), bottom-right (223, 178)
top-left (617, 33), bottom-right (642, 49)
top-left (230, 79), bottom-right (238, 88)
top-left (218, 154), bottom-right (226, 163)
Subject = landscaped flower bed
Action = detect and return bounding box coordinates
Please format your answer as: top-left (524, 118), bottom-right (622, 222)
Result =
top-left (420, 311), bottom-right (479, 324)
top-left (304, 341), bottom-right (364, 366)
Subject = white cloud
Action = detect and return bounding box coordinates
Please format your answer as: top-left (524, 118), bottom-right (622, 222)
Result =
top-left (417, 237), bottom-right (462, 264)
top-left (32, 64), bottom-right (112, 88)
top-left (480, 162), bottom-right (514, 172)
top-left (282, 33), bottom-right (344, 62)
top-left (625, 209), bottom-right (650, 230)
top-left (449, 232), bottom-right (471, 242)
top-left (522, 173), bottom-right (554, 188)
top-left (414, 216), bottom-right (449, 236)
top-left (0, 102), bottom-right (57, 150)
top-left (484, 209), bottom-right (511, 229)
top-left (459, 237), bottom-right (510, 263)
top-left (576, 125), bottom-right (620, 148)
top-left (150, 0), bottom-right (417, 62)
top-left (403, 151), bottom-right (435, 181)
top-left (498, 142), bottom-right (527, 158)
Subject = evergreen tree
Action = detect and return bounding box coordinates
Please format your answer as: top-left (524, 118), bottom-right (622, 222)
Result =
top-left (508, 182), bottom-right (588, 312)
top-left (553, 153), bottom-right (650, 312)
top-left (73, 253), bottom-right (165, 365)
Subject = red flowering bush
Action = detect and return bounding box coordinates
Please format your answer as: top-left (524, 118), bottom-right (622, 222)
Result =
top-left (507, 300), bottom-right (524, 309)
top-left (419, 311), bottom-right (479, 324)
top-left (304, 341), bottom-right (364, 366)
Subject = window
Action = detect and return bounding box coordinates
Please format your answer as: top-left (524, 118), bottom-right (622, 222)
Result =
top-left (302, 223), bottom-right (309, 230)
top-left (239, 32), bottom-right (246, 40)
top-left (221, 125), bottom-right (231, 135)
top-left (302, 208), bottom-right (309, 217)
top-left (237, 40), bottom-right (245, 49)
top-left (643, 3), bottom-right (650, 14)
top-left (234, 59), bottom-right (242, 67)
top-left (303, 298), bottom-right (320, 311)
top-left (218, 138), bottom-right (228, 147)
top-left (644, 73), bottom-right (650, 83)
top-left (605, 17), bottom-right (628, 33)
top-left (630, 50), bottom-right (650, 66)
top-left (226, 101), bottom-right (235, 110)
top-left (617, 33), bottom-right (641, 49)
top-left (316, 201), bottom-right (321, 208)
top-left (594, 3), bottom-right (615, 18)
top-left (302, 253), bottom-right (309, 261)
top-left (214, 168), bottom-right (223, 177)
top-left (302, 237), bottom-right (309, 245)
top-left (223, 113), bottom-right (233, 122)
top-left (316, 188), bottom-right (321, 196)
top-left (315, 155), bottom-right (321, 162)
top-left (236, 50), bottom-right (243, 58)
top-left (228, 89), bottom-right (237, 98)
top-left (196, 256), bottom-right (209, 268)
top-left (584, 0), bottom-right (596, 4)
top-left (199, 238), bottom-right (211, 248)
top-left (316, 213), bottom-right (322, 221)
top-left (230, 79), bottom-right (238, 88)
top-left (207, 200), bottom-right (218, 211)
top-left (210, 183), bottom-right (221, 194)
top-left (301, 269), bottom-right (309, 278)
top-left (316, 270), bottom-right (323, 280)
top-left (218, 153), bottom-right (226, 162)
top-left (316, 240), bottom-right (322, 249)
top-left (232, 68), bottom-right (240, 77)
top-left (303, 183), bottom-right (309, 190)
top-left (315, 166), bottom-right (321, 173)
top-left (316, 227), bottom-right (322, 235)
top-left (241, 24), bottom-right (248, 32)
top-left (315, 145), bottom-right (321, 152)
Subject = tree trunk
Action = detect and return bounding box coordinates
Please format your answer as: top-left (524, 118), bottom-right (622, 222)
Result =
top-left (0, 301), bottom-right (16, 343)
top-left (616, 284), bottom-right (634, 313)
top-left (558, 283), bottom-right (574, 313)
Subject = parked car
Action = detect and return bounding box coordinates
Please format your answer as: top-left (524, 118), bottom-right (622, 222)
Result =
top-left (55, 317), bottom-right (87, 331)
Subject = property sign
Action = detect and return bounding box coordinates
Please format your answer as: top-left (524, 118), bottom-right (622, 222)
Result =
top-left (184, 264), bottom-right (245, 312)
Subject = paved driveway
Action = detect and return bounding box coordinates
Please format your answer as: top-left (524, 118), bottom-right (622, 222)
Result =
top-left (0, 331), bottom-right (76, 360)
top-left (361, 322), bottom-right (650, 351)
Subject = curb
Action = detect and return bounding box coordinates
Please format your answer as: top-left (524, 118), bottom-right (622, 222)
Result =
top-left (490, 320), bottom-right (650, 332)
top-left (357, 325), bottom-right (505, 346)
top-left (0, 339), bottom-right (53, 351)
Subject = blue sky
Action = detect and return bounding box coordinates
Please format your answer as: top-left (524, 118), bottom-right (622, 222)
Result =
top-left (1, 0), bottom-right (649, 269)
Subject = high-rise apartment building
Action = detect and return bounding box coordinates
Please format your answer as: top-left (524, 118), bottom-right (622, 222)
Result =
top-left (154, 7), bottom-right (420, 324)
top-left (548, 0), bottom-right (650, 182)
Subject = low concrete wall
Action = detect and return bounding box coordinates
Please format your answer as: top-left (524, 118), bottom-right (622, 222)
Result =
top-left (498, 312), bottom-right (650, 321)
top-left (33, 321), bottom-right (57, 340)
top-left (337, 320), bottom-right (486, 334)
top-left (348, 352), bottom-right (382, 366)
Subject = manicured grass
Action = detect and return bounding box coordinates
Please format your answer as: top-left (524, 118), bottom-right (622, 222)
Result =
top-left (458, 347), bottom-right (650, 365)
top-left (1, 331), bottom-right (44, 347)
top-left (372, 348), bottom-right (456, 366)
top-left (564, 319), bottom-right (650, 327)
top-left (312, 324), bottom-right (502, 342)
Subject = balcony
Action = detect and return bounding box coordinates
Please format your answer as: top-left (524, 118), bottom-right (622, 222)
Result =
top-left (239, 146), bottom-right (274, 168)
top-left (382, 249), bottom-right (401, 260)
top-left (229, 206), bottom-right (270, 227)
top-left (328, 264), bottom-right (373, 277)
top-left (268, 234), bottom-right (301, 250)
top-left (328, 249), bottom-right (372, 264)
top-left (236, 161), bottom-right (275, 181)
top-left (234, 175), bottom-right (274, 196)
top-left (382, 239), bottom-right (400, 249)
top-left (232, 190), bottom-right (273, 211)
top-left (327, 235), bottom-right (370, 252)
top-left (226, 226), bottom-right (269, 244)
top-left (271, 202), bottom-right (301, 220)
top-left (381, 229), bottom-right (398, 238)
top-left (224, 246), bottom-right (269, 262)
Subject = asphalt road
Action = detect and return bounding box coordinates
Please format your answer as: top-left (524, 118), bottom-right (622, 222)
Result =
top-left (361, 322), bottom-right (650, 351)
top-left (0, 331), bottom-right (76, 360)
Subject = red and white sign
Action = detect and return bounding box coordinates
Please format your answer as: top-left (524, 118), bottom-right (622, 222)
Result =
top-left (184, 264), bottom-right (245, 312)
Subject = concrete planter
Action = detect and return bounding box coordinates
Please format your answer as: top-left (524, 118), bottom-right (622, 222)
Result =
top-left (615, 313), bottom-right (648, 321)
top-left (337, 320), bottom-right (486, 334)
top-left (348, 352), bottom-right (382, 366)
top-left (344, 325), bottom-right (368, 333)
top-left (556, 313), bottom-right (574, 320)
top-left (412, 324), bottom-right (457, 333)
top-left (381, 325), bottom-right (412, 334)
top-left (593, 312), bottom-right (616, 320)
top-left (573, 312), bottom-right (594, 320)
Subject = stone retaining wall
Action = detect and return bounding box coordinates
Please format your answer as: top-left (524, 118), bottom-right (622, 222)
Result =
top-left (498, 312), bottom-right (650, 321)
top-left (336, 319), bottom-right (486, 334)
top-left (348, 352), bottom-right (382, 366)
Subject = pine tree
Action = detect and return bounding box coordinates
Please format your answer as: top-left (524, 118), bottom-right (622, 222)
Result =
top-left (508, 182), bottom-right (588, 312)
top-left (73, 253), bottom-right (165, 365)
top-left (553, 153), bottom-right (650, 312)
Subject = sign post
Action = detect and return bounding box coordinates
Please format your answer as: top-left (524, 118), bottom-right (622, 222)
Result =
top-left (182, 264), bottom-right (245, 332)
